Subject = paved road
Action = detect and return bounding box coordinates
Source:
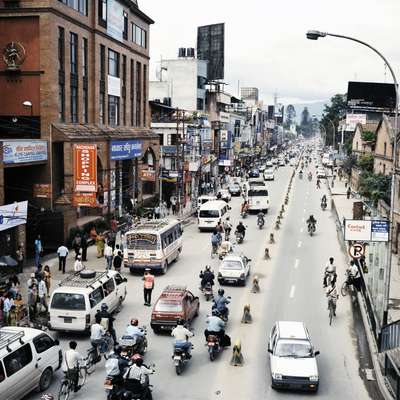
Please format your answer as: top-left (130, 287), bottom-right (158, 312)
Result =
top-left (27, 163), bottom-right (376, 400)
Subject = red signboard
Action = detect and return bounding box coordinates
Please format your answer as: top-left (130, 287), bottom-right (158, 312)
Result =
top-left (73, 144), bottom-right (97, 192)
top-left (140, 169), bottom-right (156, 182)
top-left (33, 183), bottom-right (51, 199)
top-left (73, 192), bottom-right (97, 207)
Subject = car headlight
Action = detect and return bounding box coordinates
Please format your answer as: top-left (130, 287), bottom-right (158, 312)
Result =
top-left (309, 375), bottom-right (319, 382)
top-left (272, 373), bottom-right (283, 380)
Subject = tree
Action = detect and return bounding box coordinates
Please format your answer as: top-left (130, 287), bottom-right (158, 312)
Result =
top-left (359, 172), bottom-right (391, 205)
top-left (357, 154), bottom-right (374, 172)
top-left (361, 130), bottom-right (376, 143)
top-left (320, 94), bottom-right (347, 147)
top-left (300, 107), bottom-right (312, 137)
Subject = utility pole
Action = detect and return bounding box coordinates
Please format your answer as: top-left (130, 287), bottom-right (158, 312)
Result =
top-left (176, 108), bottom-right (181, 214)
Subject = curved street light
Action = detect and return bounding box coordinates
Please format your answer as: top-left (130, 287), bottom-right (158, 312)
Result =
top-left (306, 29), bottom-right (399, 326)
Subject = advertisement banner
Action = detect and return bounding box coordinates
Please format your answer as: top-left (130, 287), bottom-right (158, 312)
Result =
top-left (140, 170), bottom-right (156, 182)
top-left (346, 114), bottom-right (367, 131)
top-left (371, 220), bottom-right (390, 242)
top-left (3, 140), bottom-right (48, 165)
top-left (74, 144), bottom-right (97, 192)
top-left (33, 184), bottom-right (51, 199)
top-left (344, 219), bottom-right (389, 242)
top-left (0, 201), bottom-right (28, 232)
top-left (110, 140), bottom-right (142, 160)
top-left (107, 0), bottom-right (124, 41)
top-left (73, 193), bottom-right (97, 207)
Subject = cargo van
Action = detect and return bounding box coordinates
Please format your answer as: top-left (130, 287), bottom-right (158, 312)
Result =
top-left (198, 200), bottom-right (230, 231)
top-left (0, 327), bottom-right (62, 400)
top-left (49, 270), bottom-right (127, 332)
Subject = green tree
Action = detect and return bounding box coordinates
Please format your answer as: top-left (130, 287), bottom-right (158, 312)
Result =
top-left (321, 94), bottom-right (347, 147)
top-left (361, 130), bottom-right (376, 143)
top-left (359, 172), bottom-right (391, 205)
top-left (357, 154), bottom-right (374, 172)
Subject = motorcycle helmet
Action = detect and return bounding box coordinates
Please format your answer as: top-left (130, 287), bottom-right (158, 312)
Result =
top-left (218, 288), bottom-right (225, 296)
top-left (177, 318), bottom-right (185, 325)
top-left (134, 357), bottom-right (144, 367)
top-left (131, 318), bottom-right (139, 326)
top-left (101, 303), bottom-right (108, 311)
top-left (114, 345), bottom-right (123, 355)
top-left (205, 265), bottom-right (211, 271)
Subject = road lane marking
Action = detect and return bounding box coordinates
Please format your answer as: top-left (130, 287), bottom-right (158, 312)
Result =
top-left (294, 259), bottom-right (299, 269)
top-left (290, 285), bottom-right (296, 298)
top-left (300, 228), bottom-right (304, 233)
top-left (303, 208), bottom-right (306, 213)
top-left (298, 241), bottom-right (302, 248)
top-left (302, 217), bottom-right (305, 223)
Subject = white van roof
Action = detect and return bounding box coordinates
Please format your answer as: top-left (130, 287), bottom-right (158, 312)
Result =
top-left (199, 200), bottom-right (227, 210)
top-left (0, 327), bottom-right (47, 358)
top-left (132, 219), bottom-right (181, 234)
top-left (57, 270), bottom-right (118, 289)
top-left (277, 321), bottom-right (307, 340)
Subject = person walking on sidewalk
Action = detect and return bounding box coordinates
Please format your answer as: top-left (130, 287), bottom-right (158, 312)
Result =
top-left (16, 245), bottom-right (24, 273)
top-left (143, 269), bottom-right (154, 306)
top-left (113, 251), bottom-right (123, 272)
top-left (171, 196), bottom-right (177, 215)
top-left (43, 265), bottom-right (52, 297)
top-left (72, 234), bottom-right (82, 259)
top-left (104, 243), bottom-right (113, 270)
top-left (74, 255), bottom-right (84, 272)
top-left (34, 235), bottom-right (42, 267)
top-left (347, 186), bottom-right (351, 199)
top-left (27, 273), bottom-right (38, 319)
top-left (96, 233), bottom-right (105, 258)
top-left (81, 233), bottom-right (88, 262)
top-left (37, 276), bottom-right (47, 313)
top-left (57, 244), bottom-right (69, 273)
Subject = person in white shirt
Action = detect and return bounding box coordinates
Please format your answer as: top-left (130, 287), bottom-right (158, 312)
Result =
top-left (104, 243), bottom-right (113, 270)
top-left (326, 282), bottom-right (338, 316)
top-left (37, 276), bottom-right (47, 311)
top-left (62, 341), bottom-right (82, 392)
top-left (90, 315), bottom-right (106, 358)
top-left (171, 319), bottom-right (193, 355)
top-left (124, 357), bottom-right (154, 385)
top-left (347, 260), bottom-right (361, 291)
top-left (74, 255), bottom-right (84, 272)
top-left (113, 244), bottom-right (121, 257)
top-left (3, 293), bottom-right (14, 325)
top-left (57, 245), bottom-right (69, 273)
top-left (323, 257), bottom-right (337, 287)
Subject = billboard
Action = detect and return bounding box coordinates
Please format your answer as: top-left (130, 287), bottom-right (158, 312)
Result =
top-left (347, 81), bottom-right (396, 112)
top-left (344, 219), bottom-right (389, 242)
top-left (197, 23), bottom-right (225, 80)
top-left (3, 140), bottom-right (48, 164)
top-left (73, 144), bottom-right (97, 192)
top-left (346, 113), bottom-right (367, 131)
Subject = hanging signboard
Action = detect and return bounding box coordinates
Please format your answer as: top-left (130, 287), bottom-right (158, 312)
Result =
top-left (140, 170), bottom-right (156, 182)
top-left (3, 140), bottom-right (48, 164)
top-left (73, 144), bottom-right (97, 192)
top-left (73, 193), bottom-right (97, 207)
top-left (33, 184), bottom-right (51, 199)
top-left (345, 114), bottom-right (367, 131)
top-left (344, 219), bottom-right (389, 242)
top-left (110, 140), bottom-right (142, 160)
top-left (0, 201), bottom-right (28, 232)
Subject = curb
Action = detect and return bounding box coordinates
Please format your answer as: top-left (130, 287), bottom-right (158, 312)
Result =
top-left (327, 180), bottom-right (394, 400)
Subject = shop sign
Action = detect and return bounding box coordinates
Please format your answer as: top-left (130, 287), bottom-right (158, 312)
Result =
top-left (33, 184), bottom-right (51, 199)
top-left (3, 140), bottom-right (48, 164)
top-left (189, 161), bottom-right (200, 172)
top-left (140, 169), bottom-right (156, 182)
top-left (219, 112), bottom-right (230, 123)
top-left (161, 146), bottom-right (177, 155)
top-left (110, 140), bottom-right (142, 160)
top-left (73, 193), bottom-right (97, 207)
top-left (344, 219), bottom-right (389, 242)
top-left (74, 144), bottom-right (97, 192)
top-left (346, 113), bottom-right (367, 131)
top-left (0, 201), bottom-right (28, 232)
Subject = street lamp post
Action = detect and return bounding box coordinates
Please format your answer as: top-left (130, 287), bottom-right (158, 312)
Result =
top-left (307, 29), bottom-right (399, 326)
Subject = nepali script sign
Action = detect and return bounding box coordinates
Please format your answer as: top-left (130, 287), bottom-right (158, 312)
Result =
top-left (344, 219), bottom-right (389, 242)
top-left (110, 140), bottom-right (142, 161)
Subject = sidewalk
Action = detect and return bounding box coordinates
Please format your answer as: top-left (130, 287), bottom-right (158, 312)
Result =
top-left (327, 175), bottom-right (394, 400)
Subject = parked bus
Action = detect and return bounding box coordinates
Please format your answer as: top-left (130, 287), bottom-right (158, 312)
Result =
top-left (123, 219), bottom-right (183, 274)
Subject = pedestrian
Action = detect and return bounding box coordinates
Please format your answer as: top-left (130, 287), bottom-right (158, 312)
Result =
top-left (143, 268), bottom-right (155, 306)
top-left (72, 233), bottom-right (82, 258)
top-left (57, 243), bottom-right (69, 273)
top-left (15, 244), bottom-right (24, 273)
top-left (3, 292), bottom-right (13, 326)
top-left (37, 276), bottom-right (47, 313)
top-left (6, 275), bottom-right (20, 299)
top-left (347, 186), bottom-right (351, 199)
top-left (113, 251), bottom-right (123, 272)
top-left (111, 216), bottom-right (118, 233)
top-left (34, 234), bottom-right (42, 267)
top-left (107, 231), bottom-right (116, 251)
top-left (35, 263), bottom-right (44, 280)
top-left (170, 196), bottom-right (177, 215)
top-left (14, 293), bottom-right (25, 323)
top-left (43, 265), bottom-right (51, 297)
top-left (27, 273), bottom-right (38, 319)
top-left (104, 243), bottom-right (113, 270)
top-left (74, 255), bottom-right (84, 272)
top-left (81, 232), bottom-right (88, 262)
top-left (154, 204), bottom-right (160, 219)
top-left (96, 232), bottom-right (105, 258)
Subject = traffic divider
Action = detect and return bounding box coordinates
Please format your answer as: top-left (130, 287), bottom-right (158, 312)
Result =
top-left (230, 340), bottom-right (244, 366)
top-left (241, 304), bottom-right (252, 323)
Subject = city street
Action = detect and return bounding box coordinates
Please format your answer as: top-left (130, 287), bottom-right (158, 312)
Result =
top-left (26, 162), bottom-right (377, 400)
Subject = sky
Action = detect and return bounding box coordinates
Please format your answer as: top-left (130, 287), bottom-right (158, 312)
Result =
top-left (140, 0), bottom-right (400, 109)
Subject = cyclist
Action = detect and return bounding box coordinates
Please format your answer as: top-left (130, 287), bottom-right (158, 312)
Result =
top-left (346, 260), bottom-right (361, 291)
top-left (90, 315), bottom-right (106, 359)
top-left (223, 217), bottom-right (232, 240)
top-left (323, 257), bottom-right (337, 287)
top-left (326, 281), bottom-right (338, 317)
top-left (211, 230), bottom-right (221, 255)
top-left (62, 341), bottom-right (82, 393)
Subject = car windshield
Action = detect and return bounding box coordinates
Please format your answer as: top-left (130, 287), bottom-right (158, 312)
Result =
top-left (200, 210), bottom-right (220, 218)
top-left (51, 293), bottom-right (86, 310)
top-left (126, 233), bottom-right (159, 250)
top-left (155, 300), bottom-right (183, 312)
top-left (221, 260), bottom-right (243, 270)
top-left (275, 340), bottom-right (313, 358)
top-left (248, 190), bottom-right (269, 197)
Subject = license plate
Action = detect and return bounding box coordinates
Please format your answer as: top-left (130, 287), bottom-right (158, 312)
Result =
top-left (64, 317), bottom-right (72, 323)
top-left (104, 384), bottom-right (113, 390)
top-left (173, 356), bottom-right (181, 360)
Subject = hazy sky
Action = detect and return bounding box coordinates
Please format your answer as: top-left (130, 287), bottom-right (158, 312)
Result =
top-left (141, 0), bottom-right (400, 106)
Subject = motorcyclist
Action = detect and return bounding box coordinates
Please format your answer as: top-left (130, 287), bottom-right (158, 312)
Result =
top-left (171, 319), bottom-right (194, 357)
top-left (321, 194), bottom-right (327, 205)
top-left (199, 266), bottom-right (215, 290)
top-left (223, 217), bottom-right (232, 240)
top-left (96, 303), bottom-right (117, 344)
top-left (235, 222), bottom-right (246, 239)
top-left (241, 201), bottom-right (249, 215)
top-left (316, 178), bottom-right (321, 189)
top-left (299, 170), bottom-right (303, 178)
top-left (323, 257), bottom-right (337, 287)
top-left (204, 310), bottom-right (230, 347)
top-left (326, 281), bottom-right (338, 316)
top-left (123, 355), bottom-right (154, 397)
top-left (218, 240), bottom-right (233, 258)
top-left (105, 345), bottom-right (130, 386)
top-left (124, 318), bottom-right (146, 353)
top-left (212, 289), bottom-right (230, 320)
top-left (257, 211), bottom-right (265, 225)
top-left (308, 171), bottom-right (313, 180)
top-left (307, 215), bottom-right (317, 229)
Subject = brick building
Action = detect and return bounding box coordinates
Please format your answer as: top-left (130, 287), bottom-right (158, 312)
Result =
top-left (0, 0), bottom-right (158, 257)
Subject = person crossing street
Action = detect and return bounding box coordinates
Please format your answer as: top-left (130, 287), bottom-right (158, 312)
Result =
top-left (143, 268), bottom-right (155, 306)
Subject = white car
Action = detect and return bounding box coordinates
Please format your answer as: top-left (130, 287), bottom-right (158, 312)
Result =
top-left (272, 158), bottom-right (278, 165)
top-left (278, 159), bottom-right (285, 167)
top-left (266, 161), bottom-right (273, 168)
top-left (289, 159), bottom-right (295, 166)
top-left (217, 255), bottom-right (251, 286)
top-left (259, 164), bottom-right (266, 172)
top-left (268, 321), bottom-right (320, 392)
top-left (317, 169), bottom-right (326, 178)
top-left (264, 168), bottom-right (275, 181)
top-left (219, 189), bottom-right (231, 202)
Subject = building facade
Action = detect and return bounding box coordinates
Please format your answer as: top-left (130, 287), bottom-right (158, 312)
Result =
top-left (0, 0), bottom-right (157, 255)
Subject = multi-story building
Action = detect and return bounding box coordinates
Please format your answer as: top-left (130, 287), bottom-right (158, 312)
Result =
top-left (0, 0), bottom-right (157, 256)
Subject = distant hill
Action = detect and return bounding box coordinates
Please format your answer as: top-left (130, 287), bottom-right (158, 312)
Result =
top-left (292, 100), bottom-right (328, 121)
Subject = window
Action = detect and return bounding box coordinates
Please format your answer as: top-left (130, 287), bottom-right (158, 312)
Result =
top-left (132, 24), bottom-right (147, 48)
top-left (58, 0), bottom-right (87, 15)
top-left (122, 55), bottom-right (126, 125)
top-left (89, 287), bottom-right (104, 308)
top-left (108, 49), bottom-right (120, 77)
top-left (103, 279), bottom-right (115, 296)
top-left (83, 87), bottom-right (88, 123)
top-left (100, 45), bottom-right (106, 80)
top-left (197, 98), bottom-right (204, 110)
top-left (136, 62), bottom-right (141, 126)
top-left (99, 92), bottom-right (105, 124)
top-left (143, 64), bottom-right (147, 126)
top-left (70, 86), bottom-right (78, 123)
top-left (0, 361), bottom-right (4, 383)
top-left (4, 344), bottom-right (33, 377)
top-left (69, 32), bottom-right (78, 75)
top-left (98, 0), bottom-right (107, 26)
top-left (114, 273), bottom-right (124, 286)
top-left (384, 142), bottom-right (387, 157)
top-left (33, 334), bottom-right (55, 354)
top-left (130, 59), bottom-right (134, 126)
top-left (58, 27), bottom-right (65, 72)
top-left (58, 83), bottom-right (65, 122)
top-left (108, 95), bottom-right (120, 126)
top-left (82, 38), bottom-right (88, 78)
top-left (123, 11), bottom-right (128, 40)
top-left (51, 293), bottom-right (85, 310)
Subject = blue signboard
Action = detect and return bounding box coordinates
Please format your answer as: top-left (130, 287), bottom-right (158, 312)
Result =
top-left (371, 220), bottom-right (389, 242)
top-left (3, 140), bottom-right (48, 164)
top-left (110, 140), bottom-right (142, 161)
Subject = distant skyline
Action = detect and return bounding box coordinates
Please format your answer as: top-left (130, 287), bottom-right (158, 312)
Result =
top-left (141, 0), bottom-right (400, 107)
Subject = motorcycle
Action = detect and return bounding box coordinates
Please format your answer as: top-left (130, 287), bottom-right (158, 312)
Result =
top-left (173, 341), bottom-right (193, 375)
top-left (211, 298), bottom-right (231, 323)
top-left (202, 281), bottom-right (214, 301)
top-left (241, 210), bottom-right (248, 219)
top-left (235, 230), bottom-right (244, 244)
top-left (321, 201), bottom-right (327, 211)
top-left (299, 172), bottom-right (303, 179)
top-left (257, 216), bottom-right (265, 229)
top-left (119, 328), bottom-right (148, 357)
top-left (120, 364), bottom-right (155, 400)
top-left (308, 173), bottom-right (312, 182)
top-left (207, 334), bottom-right (222, 362)
top-left (308, 222), bottom-right (316, 236)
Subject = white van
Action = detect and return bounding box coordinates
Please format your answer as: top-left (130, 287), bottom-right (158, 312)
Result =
top-left (49, 270), bottom-right (127, 332)
top-left (0, 327), bottom-right (62, 400)
top-left (198, 200), bottom-right (230, 231)
top-left (247, 186), bottom-right (269, 212)
top-left (197, 195), bottom-right (217, 208)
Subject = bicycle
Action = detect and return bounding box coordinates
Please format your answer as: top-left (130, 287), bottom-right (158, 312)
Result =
top-left (341, 273), bottom-right (355, 297)
top-left (58, 357), bottom-right (92, 400)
